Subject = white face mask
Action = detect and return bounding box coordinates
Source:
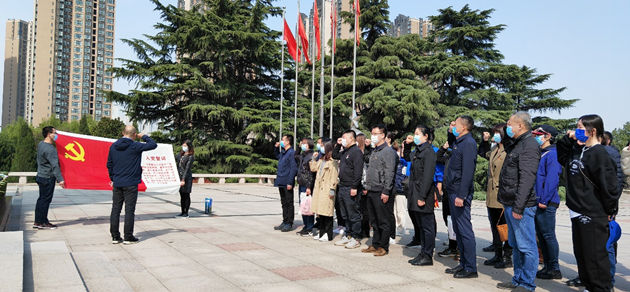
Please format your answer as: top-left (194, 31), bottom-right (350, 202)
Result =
top-left (341, 138), bottom-right (348, 147)
top-left (370, 135), bottom-right (380, 145)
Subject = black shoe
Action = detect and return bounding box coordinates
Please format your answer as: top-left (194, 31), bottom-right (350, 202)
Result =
top-left (411, 254), bottom-right (433, 266)
top-left (38, 223), bottom-right (58, 230)
top-left (408, 254), bottom-right (422, 263)
top-left (274, 223), bottom-right (286, 230)
top-left (512, 287), bottom-right (531, 292)
top-left (496, 282), bottom-right (518, 290)
top-left (482, 244), bottom-right (494, 252)
top-left (495, 255), bottom-right (513, 269)
top-left (453, 270), bottom-right (478, 279)
top-left (445, 266), bottom-right (464, 274)
top-left (123, 236), bottom-right (139, 244)
top-left (112, 236), bottom-right (123, 244)
top-left (566, 277), bottom-right (584, 287)
top-left (281, 224), bottom-right (292, 232)
top-left (438, 248), bottom-right (458, 257)
top-left (538, 269), bottom-right (562, 280)
top-left (536, 267), bottom-right (548, 278)
top-left (296, 228), bottom-right (309, 236)
top-left (404, 238), bottom-right (422, 248)
top-left (484, 255), bottom-right (503, 266)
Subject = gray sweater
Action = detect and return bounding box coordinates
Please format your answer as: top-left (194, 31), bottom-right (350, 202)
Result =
top-left (365, 143), bottom-right (398, 195)
top-left (37, 141), bottom-right (64, 182)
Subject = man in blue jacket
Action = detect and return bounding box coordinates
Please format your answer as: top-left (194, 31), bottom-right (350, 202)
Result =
top-left (532, 125), bottom-right (562, 281)
top-left (274, 135), bottom-right (298, 232)
top-left (444, 116), bottom-right (479, 279)
top-left (107, 126), bottom-right (158, 244)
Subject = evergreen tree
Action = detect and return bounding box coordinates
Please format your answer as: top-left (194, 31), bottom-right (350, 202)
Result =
top-left (10, 119), bottom-right (37, 172)
top-left (340, 0), bottom-right (391, 49)
top-left (611, 122), bottom-right (630, 151)
top-left (91, 117), bottom-right (125, 139)
top-left (79, 115), bottom-right (92, 135)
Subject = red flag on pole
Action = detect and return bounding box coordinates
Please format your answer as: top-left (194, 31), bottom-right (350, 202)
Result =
top-left (298, 14), bottom-right (311, 65)
top-left (355, 0), bottom-right (361, 46)
top-left (313, 1), bottom-right (321, 60)
top-left (284, 19), bottom-right (298, 61)
top-left (331, 1), bottom-right (337, 53)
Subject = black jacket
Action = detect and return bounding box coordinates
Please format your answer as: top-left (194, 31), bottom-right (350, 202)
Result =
top-left (176, 153), bottom-right (194, 193)
top-left (107, 136), bottom-right (158, 188)
top-left (497, 131), bottom-right (541, 215)
top-left (557, 136), bottom-right (620, 217)
top-left (297, 150), bottom-right (316, 190)
top-left (337, 144), bottom-right (364, 188)
top-left (407, 142), bottom-right (437, 213)
top-left (604, 145), bottom-right (624, 192)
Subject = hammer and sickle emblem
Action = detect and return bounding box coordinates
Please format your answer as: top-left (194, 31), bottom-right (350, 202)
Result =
top-left (64, 141), bottom-right (86, 162)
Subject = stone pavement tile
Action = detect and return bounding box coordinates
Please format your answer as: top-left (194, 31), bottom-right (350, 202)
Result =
top-left (191, 252), bottom-right (243, 266)
top-left (349, 271), bottom-right (415, 287)
top-left (390, 283), bottom-right (455, 292)
top-left (241, 282), bottom-right (313, 292)
top-left (249, 256), bottom-right (310, 269)
top-left (146, 263), bottom-right (211, 280)
top-left (159, 274), bottom-right (241, 292)
top-left (231, 247), bottom-right (287, 260)
top-left (124, 246), bottom-right (181, 258)
top-left (194, 232), bottom-right (252, 245)
top-left (135, 254), bottom-right (196, 268)
top-left (69, 242), bottom-right (122, 252)
top-left (217, 268), bottom-right (290, 287)
top-left (296, 275), bottom-right (373, 291)
top-left (120, 271), bottom-right (169, 292)
top-left (216, 242), bottom-right (267, 252)
top-left (271, 265), bottom-right (338, 281)
top-left (110, 258), bottom-right (148, 273)
top-left (203, 259), bottom-right (265, 274)
top-left (180, 227), bottom-right (221, 234)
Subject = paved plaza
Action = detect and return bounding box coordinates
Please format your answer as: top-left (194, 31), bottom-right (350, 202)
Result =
top-left (3, 184), bottom-right (630, 291)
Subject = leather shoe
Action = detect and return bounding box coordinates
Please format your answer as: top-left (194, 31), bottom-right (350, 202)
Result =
top-left (453, 270), bottom-right (478, 279)
top-left (496, 282), bottom-right (517, 290)
top-left (411, 254), bottom-right (433, 266)
top-left (373, 247), bottom-right (388, 257)
top-left (482, 244), bottom-right (494, 252)
top-left (445, 266), bottom-right (464, 274)
top-left (408, 254), bottom-right (422, 263)
top-left (362, 246), bottom-right (378, 253)
top-left (537, 269), bottom-right (562, 280)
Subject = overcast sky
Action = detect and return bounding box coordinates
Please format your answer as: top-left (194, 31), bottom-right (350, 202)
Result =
top-left (2, 0), bottom-right (629, 130)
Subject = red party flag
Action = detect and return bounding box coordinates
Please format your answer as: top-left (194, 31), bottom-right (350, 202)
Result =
top-left (284, 19), bottom-right (298, 61)
top-left (298, 14), bottom-right (311, 65)
top-left (313, 1), bottom-right (321, 60)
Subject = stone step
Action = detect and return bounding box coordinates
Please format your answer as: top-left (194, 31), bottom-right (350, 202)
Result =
top-left (71, 251), bottom-right (134, 292)
top-left (0, 231), bottom-right (24, 291)
top-left (25, 241), bottom-right (86, 292)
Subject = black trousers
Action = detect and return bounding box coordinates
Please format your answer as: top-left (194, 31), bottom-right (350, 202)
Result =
top-left (110, 185), bottom-right (139, 239)
top-left (367, 191), bottom-right (394, 251)
top-left (411, 210), bottom-right (436, 257)
top-left (319, 215), bottom-right (334, 241)
top-left (278, 187), bottom-right (294, 225)
top-left (360, 192), bottom-right (371, 238)
top-left (572, 215), bottom-right (612, 292)
top-left (488, 207), bottom-right (510, 249)
top-left (389, 197), bottom-right (396, 240)
top-left (35, 176), bottom-right (56, 224)
top-left (334, 187), bottom-right (345, 228)
top-left (180, 192), bottom-right (191, 215)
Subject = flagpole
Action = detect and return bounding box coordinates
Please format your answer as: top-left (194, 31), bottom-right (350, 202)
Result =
top-left (329, 0), bottom-right (335, 139)
top-left (294, 0), bottom-right (300, 149)
top-left (280, 7), bottom-right (285, 142)
top-left (351, 0), bottom-right (358, 128)
top-left (318, 0), bottom-right (326, 137)
top-left (310, 10), bottom-right (315, 138)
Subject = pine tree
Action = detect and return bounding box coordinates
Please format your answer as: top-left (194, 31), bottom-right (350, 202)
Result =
top-left (10, 119), bottom-right (37, 172)
top-left (91, 117), bottom-right (125, 139)
top-left (79, 115), bottom-right (92, 135)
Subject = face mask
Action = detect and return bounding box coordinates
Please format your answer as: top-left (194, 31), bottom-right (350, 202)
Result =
top-left (575, 129), bottom-right (589, 143)
top-left (493, 133), bottom-right (501, 144)
top-left (371, 141), bottom-right (375, 148)
top-left (300, 144), bottom-right (308, 152)
top-left (280, 141), bottom-right (285, 148)
top-left (182, 146), bottom-right (189, 152)
top-left (52, 133), bottom-right (58, 141)
top-left (370, 135), bottom-right (380, 145)
top-left (341, 138), bottom-right (348, 147)
top-left (535, 136), bottom-right (543, 146)
top-left (413, 135), bottom-right (422, 145)
top-left (316, 143), bottom-right (321, 151)
top-left (506, 126), bottom-right (515, 138)
top-left (452, 126), bottom-right (460, 137)
top-left (320, 147), bottom-right (326, 154)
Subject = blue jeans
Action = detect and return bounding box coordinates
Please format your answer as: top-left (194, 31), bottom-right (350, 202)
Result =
top-left (535, 206), bottom-right (559, 271)
top-left (608, 242), bottom-right (616, 285)
top-left (300, 185), bottom-right (315, 231)
top-left (505, 205), bottom-right (538, 291)
top-left (35, 176), bottom-right (57, 224)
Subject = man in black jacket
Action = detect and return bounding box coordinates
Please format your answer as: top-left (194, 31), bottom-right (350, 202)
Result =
top-left (496, 112), bottom-right (541, 292)
top-left (333, 130), bottom-right (365, 249)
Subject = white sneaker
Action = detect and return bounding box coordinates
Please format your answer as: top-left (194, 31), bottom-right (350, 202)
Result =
top-left (313, 234), bottom-right (321, 240)
top-left (345, 238), bottom-right (361, 249)
top-left (319, 236), bottom-right (329, 242)
top-left (389, 238), bottom-right (396, 245)
top-left (333, 227), bottom-right (342, 234)
top-left (334, 236), bottom-right (351, 246)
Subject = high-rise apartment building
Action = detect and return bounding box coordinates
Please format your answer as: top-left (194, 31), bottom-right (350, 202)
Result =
top-left (2, 20), bottom-right (31, 127)
top-left (389, 14), bottom-right (433, 38)
top-left (306, 0), bottom-right (354, 57)
top-left (177, 0), bottom-right (204, 10)
top-left (26, 0), bottom-right (116, 126)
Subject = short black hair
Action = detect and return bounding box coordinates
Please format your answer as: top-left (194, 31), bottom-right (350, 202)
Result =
top-left (343, 130), bottom-right (356, 139)
top-left (283, 135), bottom-right (294, 147)
top-left (42, 126), bottom-right (55, 138)
top-left (579, 114), bottom-right (604, 140)
top-left (372, 124), bottom-right (387, 134)
top-left (603, 131), bottom-right (613, 146)
top-left (458, 115), bottom-right (474, 132)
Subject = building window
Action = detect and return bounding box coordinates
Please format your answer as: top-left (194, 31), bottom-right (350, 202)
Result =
top-left (104, 84), bottom-right (111, 90)
top-left (104, 110), bottom-right (110, 116)
top-left (106, 25), bottom-right (113, 30)
top-left (75, 20), bottom-right (83, 25)
top-left (73, 74), bottom-right (80, 80)
top-left (73, 81), bottom-right (80, 86)
top-left (104, 104), bottom-right (111, 109)
top-left (72, 95), bottom-right (80, 100)
top-left (72, 102), bottom-right (79, 107)
top-left (106, 18), bottom-right (114, 24)
top-left (106, 45), bottom-right (113, 50)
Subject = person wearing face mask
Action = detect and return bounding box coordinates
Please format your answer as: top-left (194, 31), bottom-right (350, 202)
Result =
top-left (361, 124), bottom-right (398, 257)
top-left (296, 138), bottom-right (317, 236)
top-left (175, 140), bottom-right (195, 218)
top-left (443, 116), bottom-right (478, 279)
top-left (310, 139), bottom-right (340, 242)
top-left (557, 114), bottom-right (620, 292)
top-left (34, 126), bottom-right (66, 230)
top-left (274, 135), bottom-right (299, 232)
top-left (530, 125), bottom-right (562, 281)
top-left (495, 112), bottom-right (541, 291)
top-left (356, 133), bottom-right (372, 239)
top-left (477, 123), bottom-right (513, 269)
top-left (333, 130), bottom-right (365, 249)
top-left (406, 125), bottom-right (437, 266)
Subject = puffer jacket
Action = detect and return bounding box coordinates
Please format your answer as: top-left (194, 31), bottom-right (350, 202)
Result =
top-left (175, 153), bottom-right (194, 193)
top-left (365, 143), bottom-right (398, 195)
top-left (309, 158), bottom-right (339, 217)
top-left (497, 131), bottom-right (541, 215)
top-left (407, 142), bottom-right (437, 213)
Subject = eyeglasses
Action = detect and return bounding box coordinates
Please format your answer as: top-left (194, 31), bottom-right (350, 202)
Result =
top-left (371, 132), bottom-right (383, 135)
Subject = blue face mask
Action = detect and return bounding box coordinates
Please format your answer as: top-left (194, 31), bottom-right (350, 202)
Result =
top-left (535, 135), bottom-right (543, 146)
top-left (52, 133), bottom-right (58, 141)
top-left (413, 135), bottom-right (422, 145)
top-left (182, 146), bottom-right (188, 152)
top-left (452, 126), bottom-right (460, 137)
top-left (506, 126), bottom-right (515, 138)
top-left (575, 129), bottom-right (589, 143)
top-left (493, 133), bottom-right (501, 144)
top-left (320, 147), bottom-right (326, 154)
top-left (316, 143), bottom-right (321, 151)
top-left (300, 144), bottom-right (308, 152)
top-left (280, 141), bottom-right (285, 148)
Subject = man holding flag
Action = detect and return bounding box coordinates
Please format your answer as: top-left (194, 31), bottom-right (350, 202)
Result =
top-left (34, 126), bottom-right (66, 230)
top-left (107, 125), bottom-right (157, 244)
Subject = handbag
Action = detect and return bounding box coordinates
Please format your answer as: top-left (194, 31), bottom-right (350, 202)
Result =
top-left (299, 193), bottom-right (313, 216)
top-left (447, 216), bottom-right (456, 240)
top-left (497, 209), bottom-right (509, 242)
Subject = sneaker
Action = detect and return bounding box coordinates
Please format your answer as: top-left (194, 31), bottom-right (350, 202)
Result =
top-left (389, 238), bottom-right (396, 245)
top-left (345, 238), bottom-right (361, 249)
top-left (181, 214), bottom-right (189, 219)
top-left (296, 228), bottom-right (310, 237)
top-left (438, 248), bottom-right (458, 257)
top-left (566, 277), bottom-right (584, 287)
top-left (313, 234), bottom-right (321, 240)
top-left (334, 236), bottom-right (351, 246)
top-left (496, 282), bottom-right (517, 290)
top-left (175, 213), bottom-right (185, 218)
top-left (112, 236), bottom-right (123, 244)
top-left (318, 236), bottom-right (329, 242)
top-left (281, 224), bottom-right (293, 232)
top-left (32, 223), bottom-right (41, 229)
top-left (308, 230), bottom-right (315, 236)
top-left (405, 238), bottom-right (422, 248)
top-left (38, 223), bottom-right (58, 230)
top-left (537, 270), bottom-right (562, 280)
top-left (123, 236), bottom-right (139, 244)
top-left (274, 223), bottom-right (286, 230)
